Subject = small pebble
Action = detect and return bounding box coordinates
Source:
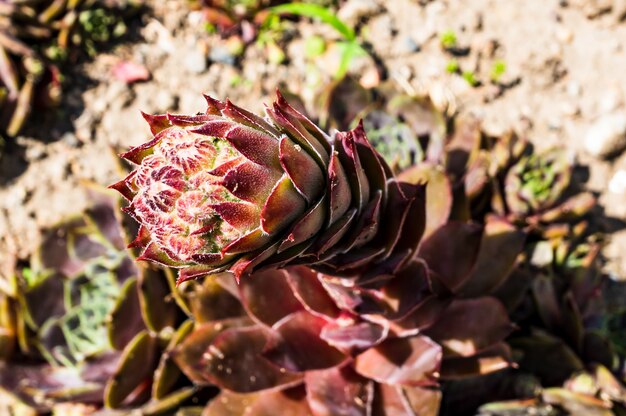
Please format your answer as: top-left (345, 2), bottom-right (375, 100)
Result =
top-left (337, 0), bottom-right (380, 26)
top-left (209, 45), bottom-right (236, 66)
top-left (566, 81), bottom-right (581, 97)
top-left (399, 36), bottom-right (420, 54)
top-left (556, 26), bottom-right (574, 43)
top-left (185, 49), bottom-right (208, 73)
top-left (608, 170), bottom-right (626, 194)
top-left (584, 113), bottom-right (626, 158)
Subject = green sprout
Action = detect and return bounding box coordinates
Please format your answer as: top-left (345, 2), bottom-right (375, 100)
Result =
top-left (490, 59), bottom-right (507, 82)
top-left (270, 3), bottom-right (366, 79)
top-left (462, 70), bottom-right (478, 87)
top-left (446, 59), bottom-right (459, 73)
top-left (440, 29), bottom-right (457, 49)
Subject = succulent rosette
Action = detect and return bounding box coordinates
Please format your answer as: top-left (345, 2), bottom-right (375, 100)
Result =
top-left (112, 92), bottom-right (425, 283)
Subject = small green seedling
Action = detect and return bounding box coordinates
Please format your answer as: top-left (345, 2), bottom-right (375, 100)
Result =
top-left (490, 59), bottom-right (507, 82)
top-left (270, 3), bottom-right (367, 79)
top-left (462, 70), bottom-right (478, 87)
top-left (446, 59), bottom-right (459, 74)
top-left (440, 29), bottom-right (457, 49)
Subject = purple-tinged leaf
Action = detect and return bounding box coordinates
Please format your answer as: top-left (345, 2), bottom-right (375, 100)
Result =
top-left (285, 266), bottom-right (340, 319)
top-left (417, 221), bottom-right (483, 293)
top-left (425, 297), bottom-right (514, 357)
top-left (261, 175), bottom-right (307, 234)
top-left (210, 201), bottom-right (259, 230)
top-left (354, 336), bottom-right (441, 386)
top-left (278, 197), bottom-right (327, 253)
top-left (104, 331), bottom-right (159, 409)
top-left (279, 137), bottom-right (325, 203)
top-left (328, 150), bottom-right (352, 225)
top-left (308, 209), bottom-right (356, 256)
top-left (531, 275), bottom-right (562, 332)
top-left (459, 218), bottom-right (526, 297)
top-left (222, 228), bottom-right (272, 256)
top-left (440, 342), bottom-right (512, 380)
top-left (221, 162), bottom-right (281, 204)
top-left (109, 172), bottom-right (137, 202)
top-left (223, 99), bottom-right (280, 137)
top-left (186, 276), bottom-right (246, 324)
top-left (119, 135), bottom-right (162, 164)
top-left (375, 261), bottom-right (432, 320)
top-left (137, 242), bottom-right (188, 268)
top-left (275, 90), bottom-right (332, 154)
top-left (268, 105), bottom-right (330, 166)
top-left (305, 365), bottom-right (373, 416)
top-left (398, 164), bottom-right (452, 239)
top-left (239, 269), bottom-right (304, 326)
top-left (173, 322), bottom-right (301, 393)
top-left (335, 130), bottom-right (370, 213)
top-left (321, 320), bottom-right (388, 355)
top-left (107, 278), bottom-right (145, 351)
top-left (264, 311), bottom-right (347, 372)
top-left (511, 332), bottom-right (584, 386)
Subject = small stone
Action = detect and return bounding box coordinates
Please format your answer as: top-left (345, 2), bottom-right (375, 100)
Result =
top-left (561, 102), bottom-right (580, 117)
top-left (567, 81), bottom-right (581, 97)
top-left (337, 0), bottom-right (380, 26)
top-left (556, 26), bottom-right (574, 43)
top-left (584, 113), bottom-right (626, 158)
top-left (399, 36), bottom-right (420, 54)
top-left (209, 45), bottom-right (235, 66)
top-left (359, 67), bottom-right (380, 89)
top-left (608, 170), bottom-right (626, 194)
top-left (185, 49), bottom-right (208, 73)
top-left (599, 89), bottom-right (623, 113)
top-left (61, 133), bottom-right (80, 147)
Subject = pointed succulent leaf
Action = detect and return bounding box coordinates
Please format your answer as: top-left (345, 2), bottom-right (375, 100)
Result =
top-left (263, 311), bottom-right (348, 372)
top-left (459, 217), bottom-right (526, 297)
top-left (417, 221), bottom-right (483, 293)
top-left (510, 332), bottom-right (584, 386)
top-left (184, 274), bottom-right (246, 323)
top-left (439, 343), bottom-right (512, 379)
top-left (285, 266), bottom-right (341, 319)
top-left (425, 297), bottom-right (514, 357)
top-left (107, 277), bottom-right (145, 351)
top-left (239, 268), bottom-right (304, 326)
top-left (320, 318), bottom-right (388, 356)
top-left (354, 336), bottom-right (442, 387)
top-left (173, 322), bottom-right (301, 393)
top-left (398, 163), bottom-right (452, 239)
top-left (104, 330), bottom-right (160, 409)
top-left (305, 364), bottom-right (373, 416)
top-left (152, 320), bottom-right (194, 400)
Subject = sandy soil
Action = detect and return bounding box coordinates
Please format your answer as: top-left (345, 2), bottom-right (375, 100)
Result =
top-left (1, 0), bottom-right (625, 280)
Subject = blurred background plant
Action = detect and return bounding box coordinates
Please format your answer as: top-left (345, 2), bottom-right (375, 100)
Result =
top-left (0, 0), bottom-right (143, 138)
